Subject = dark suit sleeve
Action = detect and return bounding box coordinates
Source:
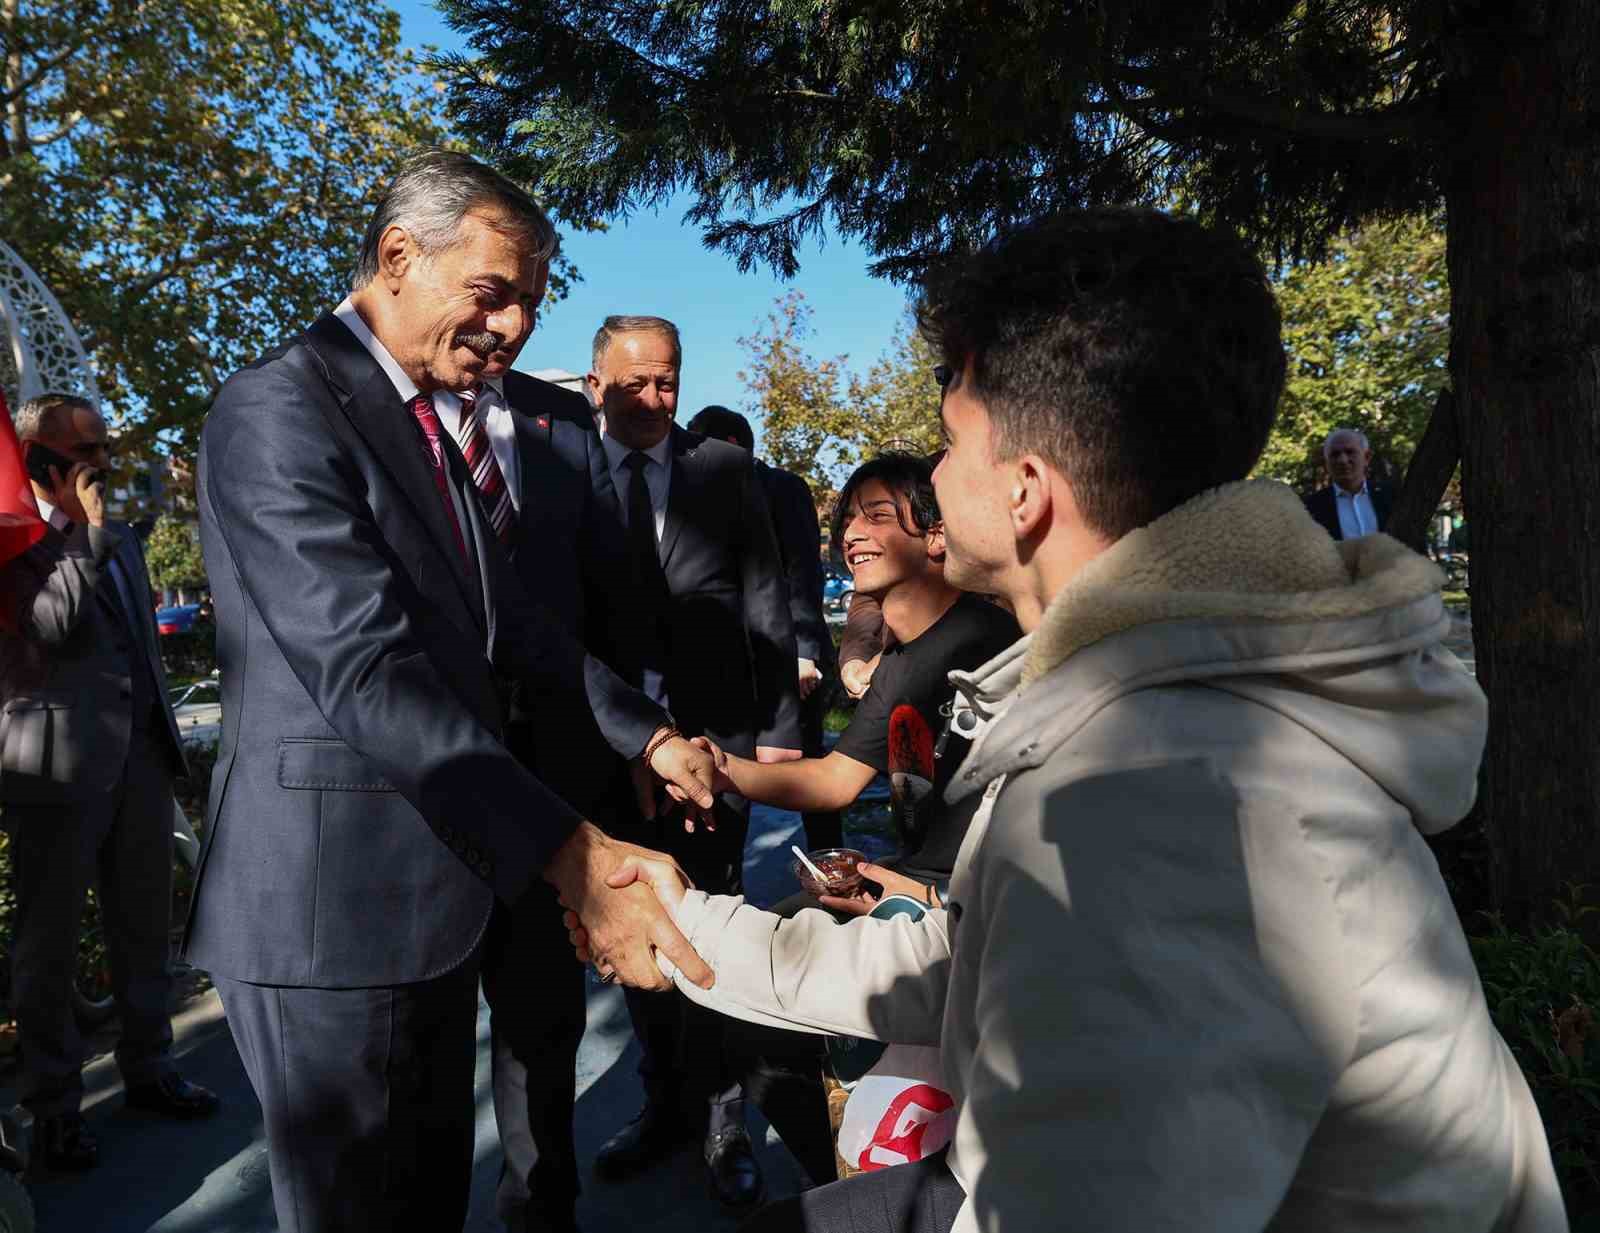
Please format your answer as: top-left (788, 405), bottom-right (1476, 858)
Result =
top-left (767, 468), bottom-right (831, 666)
top-left (3, 523), bottom-right (118, 647)
top-left (838, 588), bottom-right (886, 668)
top-left (488, 545), bottom-right (664, 762)
top-left (735, 457), bottom-right (802, 755)
top-left (1302, 488), bottom-right (1341, 541)
top-left (203, 369), bottom-right (611, 903)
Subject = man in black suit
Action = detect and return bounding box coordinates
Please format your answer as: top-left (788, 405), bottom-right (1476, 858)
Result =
top-left (187, 151), bottom-right (721, 1233)
top-left (457, 363), bottom-right (633, 1233)
top-left (1303, 427), bottom-right (1393, 541)
top-left (583, 318), bottom-right (801, 1208)
top-left (0, 394), bottom-right (219, 1173)
top-left (685, 405), bottom-right (839, 851)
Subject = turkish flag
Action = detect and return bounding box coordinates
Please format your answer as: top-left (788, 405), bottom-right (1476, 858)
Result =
top-left (0, 389), bottom-right (46, 566)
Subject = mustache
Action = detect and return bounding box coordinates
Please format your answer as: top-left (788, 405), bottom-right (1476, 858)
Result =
top-left (453, 330), bottom-right (506, 358)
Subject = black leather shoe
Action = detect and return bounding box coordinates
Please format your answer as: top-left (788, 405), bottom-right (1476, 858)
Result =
top-left (36, 1113), bottom-right (98, 1171)
top-left (125, 1074), bottom-right (220, 1120)
top-left (704, 1125), bottom-right (763, 1208)
top-left (593, 1102), bottom-right (691, 1180)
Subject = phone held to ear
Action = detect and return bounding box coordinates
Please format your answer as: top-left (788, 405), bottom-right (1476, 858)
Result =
top-left (24, 442), bottom-right (97, 490)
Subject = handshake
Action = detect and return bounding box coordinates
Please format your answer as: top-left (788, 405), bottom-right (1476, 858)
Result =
top-left (540, 728), bottom-right (734, 992)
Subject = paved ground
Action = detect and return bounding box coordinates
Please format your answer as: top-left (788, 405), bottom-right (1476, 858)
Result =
top-left (8, 802), bottom-right (820, 1233)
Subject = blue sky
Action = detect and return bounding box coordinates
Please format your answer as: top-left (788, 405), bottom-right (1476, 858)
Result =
top-left (391, 0), bottom-right (912, 451)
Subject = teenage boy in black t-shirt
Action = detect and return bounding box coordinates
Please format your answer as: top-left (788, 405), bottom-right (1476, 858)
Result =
top-left (707, 451), bottom-right (1019, 909)
top-left (699, 452), bottom-right (1017, 1186)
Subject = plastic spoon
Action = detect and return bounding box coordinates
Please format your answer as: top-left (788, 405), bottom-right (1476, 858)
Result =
top-left (791, 844), bottom-right (830, 884)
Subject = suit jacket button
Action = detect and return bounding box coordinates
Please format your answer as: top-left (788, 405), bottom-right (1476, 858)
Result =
top-left (478, 861), bottom-right (491, 878)
top-left (466, 847), bottom-right (480, 865)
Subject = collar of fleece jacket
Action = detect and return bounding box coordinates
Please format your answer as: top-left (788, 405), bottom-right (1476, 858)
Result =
top-left (1019, 479), bottom-right (1444, 687)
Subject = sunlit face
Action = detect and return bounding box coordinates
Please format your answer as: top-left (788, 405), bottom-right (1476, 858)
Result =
top-left (588, 331), bottom-right (680, 450)
top-left (1325, 432), bottom-right (1371, 494)
top-left (931, 362), bottom-right (1016, 595)
top-left (390, 207), bottom-right (546, 392)
top-left (838, 478), bottom-right (941, 598)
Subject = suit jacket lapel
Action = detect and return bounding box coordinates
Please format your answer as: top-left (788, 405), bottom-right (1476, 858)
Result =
top-left (658, 427), bottom-right (699, 567)
top-left (303, 315), bottom-right (485, 632)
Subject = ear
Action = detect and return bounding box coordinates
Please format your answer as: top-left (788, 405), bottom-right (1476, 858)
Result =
top-left (1012, 455), bottom-right (1052, 540)
top-left (377, 224), bottom-right (415, 293)
top-left (926, 521), bottom-right (947, 564)
top-left (584, 371), bottom-right (603, 402)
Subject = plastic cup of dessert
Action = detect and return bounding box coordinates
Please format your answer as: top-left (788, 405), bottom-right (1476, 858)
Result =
top-left (793, 847), bottom-right (867, 898)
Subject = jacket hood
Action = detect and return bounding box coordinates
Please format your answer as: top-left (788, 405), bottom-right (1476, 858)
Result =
top-left (949, 479), bottom-right (1486, 834)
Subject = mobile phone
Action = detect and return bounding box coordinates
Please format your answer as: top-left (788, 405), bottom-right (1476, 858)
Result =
top-left (24, 443), bottom-right (94, 490)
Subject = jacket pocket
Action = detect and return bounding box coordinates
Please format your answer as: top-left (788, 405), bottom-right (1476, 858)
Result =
top-left (276, 738), bottom-right (395, 792)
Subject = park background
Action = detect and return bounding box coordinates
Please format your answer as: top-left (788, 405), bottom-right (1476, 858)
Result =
top-left (1, 0), bottom-right (1598, 1224)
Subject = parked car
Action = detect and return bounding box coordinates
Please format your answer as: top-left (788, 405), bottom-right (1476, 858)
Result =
top-left (822, 566), bottom-right (854, 620)
top-left (155, 603), bottom-right (203, 635)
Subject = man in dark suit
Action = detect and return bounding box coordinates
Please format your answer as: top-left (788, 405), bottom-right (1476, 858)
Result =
top-left (0, 393), bottom-right (218, 1172)
top-left (1303, 427), bottom-right (1393, 541)
top-left (583, 318), bottom-right (800, 1208)
top-left (456, 363), bottom-right (630, 1233)
top-left (685, 405), bottom-right (839, 851)
top-left (186, 151), bottom-right (720, 1233)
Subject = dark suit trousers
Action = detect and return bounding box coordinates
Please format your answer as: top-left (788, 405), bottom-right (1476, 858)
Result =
top-left (8, 715), bottom-right (176, 1118)
top-left (622, 796), bottom-right (750, 1127)
top-left (216, 959), bottom-right (481, 1233)
top-left (480, 883), bottom-right (587, 1225)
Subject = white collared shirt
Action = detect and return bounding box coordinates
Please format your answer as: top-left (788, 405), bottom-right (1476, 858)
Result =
top-left (32, 495), bottom-right (71, 534)
top-left (598, 423), bottom-right (672, 543)
top-left (333, 297), bottom-right (521, 509)
top-left (1334, 480), bottom-right (1378, 540)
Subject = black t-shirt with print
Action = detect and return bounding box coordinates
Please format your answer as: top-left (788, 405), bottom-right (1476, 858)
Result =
top-left (833, 593), bottom-right (1020, 881)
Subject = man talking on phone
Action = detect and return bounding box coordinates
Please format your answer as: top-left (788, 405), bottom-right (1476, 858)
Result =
top-left (0, 393), bottom-right (217, 1175)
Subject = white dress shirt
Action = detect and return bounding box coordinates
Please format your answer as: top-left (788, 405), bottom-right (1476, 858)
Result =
top-left (333, 297), bottom-right (522, 510)
top-left (598, 424), bottom-right (672, 543)
top-left (1333, 480), bottom-right (1378, 540)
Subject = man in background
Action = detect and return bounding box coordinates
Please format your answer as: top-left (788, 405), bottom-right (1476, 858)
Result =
top-left (1, 393), bottom-right (218, 1173)
top-left (685, 405), bottom-right (839, 851)
top-left (585, 319), bottom-right (800, 1209)
top-left (1304, 427), bottom-right (1392, 540)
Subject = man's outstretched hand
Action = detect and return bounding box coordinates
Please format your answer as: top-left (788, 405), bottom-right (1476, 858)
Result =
top-left (542, 823), bottom-right (714, 991)
top-left (563, 851), bottom-right (697, 978)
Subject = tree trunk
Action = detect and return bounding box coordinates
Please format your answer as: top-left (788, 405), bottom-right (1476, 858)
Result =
top-left (1446, 3), bottom-right (1600, 929)
top-left (1386, 387), bottom-right (1458, 554)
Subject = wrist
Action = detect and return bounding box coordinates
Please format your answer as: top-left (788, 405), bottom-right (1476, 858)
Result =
top-left (543, 820), bottom-right (607, 893)
top-left (642, 725), bottom-right (682, 767)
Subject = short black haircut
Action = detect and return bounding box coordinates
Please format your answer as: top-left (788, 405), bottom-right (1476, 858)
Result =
top-left (686, 405), bottom-right (754, 451)
top-left (917, 208), bottom-right (1286, 541)
top-left (829, 452), bottom-right (940, 561)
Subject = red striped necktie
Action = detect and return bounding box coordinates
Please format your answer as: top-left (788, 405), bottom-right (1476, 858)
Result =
top-left (456, 385), bottom-right (516, 549)
top-left (408, 394), bottom-right (467, 560)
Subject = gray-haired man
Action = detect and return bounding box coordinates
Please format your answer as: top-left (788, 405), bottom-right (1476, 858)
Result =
top-left (187, 150), bottom-right (721, 1233)
top-left (1303, 427), bottom-right (1393, 540)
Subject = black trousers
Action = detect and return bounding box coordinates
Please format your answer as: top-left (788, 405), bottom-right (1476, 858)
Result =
top-left (480, 883), bottom-right (588, 1226)
top-left (800, 680), bottom-right (842, 852)
top-left (217, 960), bottom-right (481, 1233)
top-left (739, 1148), bottom-right (964, 1233)
top-left (8, 719), bottom-right (177, 1118)
top-left (622, 795), bottom-right (749, 1127)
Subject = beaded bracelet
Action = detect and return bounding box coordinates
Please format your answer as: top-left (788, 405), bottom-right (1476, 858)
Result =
top-left (642, 725), bottom-right (683, 765)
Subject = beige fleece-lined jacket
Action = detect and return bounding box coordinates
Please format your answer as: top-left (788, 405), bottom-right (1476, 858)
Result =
top-left (661, 479), bottom-right (1566, 1233)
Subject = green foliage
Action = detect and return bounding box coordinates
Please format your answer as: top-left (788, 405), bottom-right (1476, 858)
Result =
top-left (0, 0), bottom-right (580, 457)
top-left (739, 292), bottom-right (941, 494)
top-left (1256, 219), bottom-right (1449, 491)
top-left (1470, 892), bottom-right (1600, 1219)
top-left (143, 513), bottom-right (207, 592)
top-left (438, 0), bottom-right (1463, 281)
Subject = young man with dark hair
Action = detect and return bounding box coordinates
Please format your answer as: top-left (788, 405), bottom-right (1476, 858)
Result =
top-left (577, 208), bottom-right (1563, 1233)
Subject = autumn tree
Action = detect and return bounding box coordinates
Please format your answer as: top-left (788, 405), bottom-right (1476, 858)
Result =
top-left (739, 292), bottom-right (941, 495)
top-left (441, 0), bottom-right (1600, 929)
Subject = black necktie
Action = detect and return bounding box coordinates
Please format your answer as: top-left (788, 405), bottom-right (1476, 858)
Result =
top-left (623, 452), bottom-right (668, 597)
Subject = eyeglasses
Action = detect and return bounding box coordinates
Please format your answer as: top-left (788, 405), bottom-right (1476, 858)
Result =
top-left (933, 364), bottom-right (952, 389)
